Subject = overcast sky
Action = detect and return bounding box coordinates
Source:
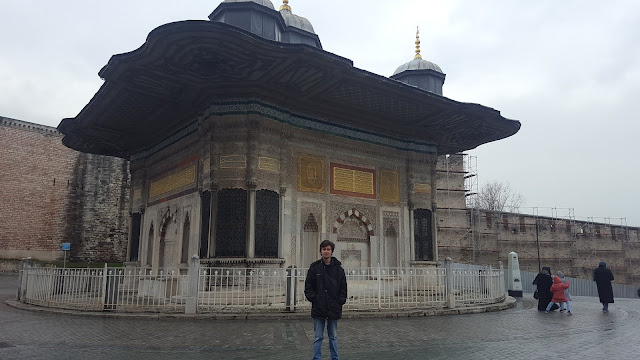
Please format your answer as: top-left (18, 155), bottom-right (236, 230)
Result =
top-left (1, 0), bottom-right (638, 226)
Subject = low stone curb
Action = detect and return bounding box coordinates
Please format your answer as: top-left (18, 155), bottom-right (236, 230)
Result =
top-left (5, 297), bottom-right (516, 320)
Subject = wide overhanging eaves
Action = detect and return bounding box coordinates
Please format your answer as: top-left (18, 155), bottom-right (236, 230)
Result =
top-left (57, 20), bottom-right (520, 159)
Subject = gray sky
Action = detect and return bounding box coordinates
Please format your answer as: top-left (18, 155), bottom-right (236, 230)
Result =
top-left (1, 0), bottom-right (638, 226)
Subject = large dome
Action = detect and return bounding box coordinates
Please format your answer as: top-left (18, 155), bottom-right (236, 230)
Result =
top-left (393, 58), bottom-right (442, 75)
top-left (223, 0), bottom-right (275, 10)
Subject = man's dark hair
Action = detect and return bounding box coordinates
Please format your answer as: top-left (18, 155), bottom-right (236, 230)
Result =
top-left (319, 240), bottom-right (335, 252)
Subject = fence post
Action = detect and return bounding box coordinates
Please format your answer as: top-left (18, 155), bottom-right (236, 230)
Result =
top-left (286, 265), bottom-right (296, 312)
top-left (17, 257), bottom-right (32, 302)
top-left (377, 263), bottom-right (382, 310)
top-left (100, 263), bottom-right (108, 310)
top-left (445, 257), bottom-right (455, 309)
top-left (185, 255), bottom-right (200, 314)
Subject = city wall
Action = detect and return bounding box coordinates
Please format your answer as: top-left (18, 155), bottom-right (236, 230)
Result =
top-left (0, 117), bottom-right (130, 262)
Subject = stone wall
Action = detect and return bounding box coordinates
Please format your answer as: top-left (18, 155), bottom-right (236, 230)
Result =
top-left (0, 117), bottom-right (130, 262)
top-left (436, 208), bottom-right (640, 285)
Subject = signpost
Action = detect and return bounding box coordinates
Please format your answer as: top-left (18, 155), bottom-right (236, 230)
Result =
top-left (61, 243), bottom-right (70, 268)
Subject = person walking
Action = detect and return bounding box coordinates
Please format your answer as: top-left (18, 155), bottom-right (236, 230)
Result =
top-left (304, 240), bottom-right (347, 360)
top-left (532, 266), bottom-right (554, 311)
top-left (593, 261), bottom-right (614, 312)
top-left (556, 271), bottom-right (572, 313)
top-left (546, 275), bottom-right (571, 315)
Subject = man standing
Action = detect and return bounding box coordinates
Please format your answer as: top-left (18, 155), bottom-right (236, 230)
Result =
top-left (593, 261), bottom-right (614, 312)
top-left (304, 240), bottom-right (347, 360)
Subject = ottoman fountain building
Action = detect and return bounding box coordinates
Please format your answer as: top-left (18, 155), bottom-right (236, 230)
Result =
top-left (58, 0), bottom-right (520, 271)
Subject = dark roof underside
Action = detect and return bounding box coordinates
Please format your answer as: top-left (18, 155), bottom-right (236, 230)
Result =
top-left (58, 21), bottom-right (520, 159)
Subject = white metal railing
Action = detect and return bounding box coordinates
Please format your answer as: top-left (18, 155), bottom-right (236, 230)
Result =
top-left (198, 268), bottom-right (289, 312)
top-left (24, 267), bottom-right (103, 311)
top-left (294, 267), bottom-right (449, 311)
top-left (19, 261), bottom-right (506, 314)
top-left (450, 268), bottom-right (505, 306)
top-left (22, 266), bottom-right (189, 312)
top-left (106, 267), bottom-right (188, 312)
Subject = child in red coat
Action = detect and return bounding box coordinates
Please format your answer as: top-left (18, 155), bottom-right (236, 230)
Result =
top-left (546, 275), bottom-right (571, 315)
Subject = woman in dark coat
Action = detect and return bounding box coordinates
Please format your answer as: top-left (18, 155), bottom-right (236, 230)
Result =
top-left (593, 261), bottom-right (614, 312)
top-left (533, 266), bottom-right (554, 311)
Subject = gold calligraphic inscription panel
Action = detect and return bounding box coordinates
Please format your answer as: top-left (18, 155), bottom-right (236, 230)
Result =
top-left (133, 189), bottom-right (142, 200)
top-left (330, 163), bottom-right (376, 199)
top-left (259, 157), bottom-right (280, 172)
top-left (298, 154), bottom-right (325, 193)
top-left (333, 167), bottom-right (374, 195)
top-left (149, 165), bottom-right (196, 199)
top-left (414, 183), bottom-right (432, 194)
top-left (220, 155), bottom-right (247, 169)
top-left (380, 170), bottom-right (400, 203)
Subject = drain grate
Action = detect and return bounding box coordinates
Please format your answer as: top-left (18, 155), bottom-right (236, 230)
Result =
top-left (0, 342), bottom-right (15, 349)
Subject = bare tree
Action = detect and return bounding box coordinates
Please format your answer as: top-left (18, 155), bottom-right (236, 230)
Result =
top-left (472, 180), bottom-right (525, 212)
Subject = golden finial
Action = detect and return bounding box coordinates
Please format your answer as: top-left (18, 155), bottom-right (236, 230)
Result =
top-left (414, 26), bottom-right (422, 59)
top-left (280, 0), bottom-right (291, 11)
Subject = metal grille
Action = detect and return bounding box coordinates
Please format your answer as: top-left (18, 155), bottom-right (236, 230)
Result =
top-left (199, 191), bottom-right (211, 258)
top-left (215, 189), bottom-right (247, 257)
top-left (255, 190), bottom-right (279, 258)
top-left (414, 209), bottom-right (433, 261)
top-left (129, 213), bottom-right (141, 262)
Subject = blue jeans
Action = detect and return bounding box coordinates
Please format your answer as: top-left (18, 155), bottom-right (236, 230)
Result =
top-left (313, 317), bottom-right (339, 360)
top-left (603, 302), bottom-right (609, 311)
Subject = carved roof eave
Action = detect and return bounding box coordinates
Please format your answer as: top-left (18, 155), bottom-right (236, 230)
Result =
top-left (57, 20), bottom-right (520, 159)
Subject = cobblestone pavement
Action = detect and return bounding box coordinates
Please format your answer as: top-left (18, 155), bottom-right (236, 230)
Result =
top-left (2, 274), bottom-right (639, 359)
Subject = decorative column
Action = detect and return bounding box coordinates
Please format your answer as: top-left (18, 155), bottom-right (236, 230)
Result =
top-left (408, 204), bottom-right (415, 261)
top-left (279, 186), bottom-right (287, 259)
top-left (247, 180), bottom-right (257, 258)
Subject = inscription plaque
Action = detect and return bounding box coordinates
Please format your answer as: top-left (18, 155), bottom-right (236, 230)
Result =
top-left (298, 154), bottom-right (325, 193)
top-left (330, 163), bottom-right (376, 199)
top-left (220, 155), bottom-right (247, 169)
top-left (414, 183), bottom-right (432, 194)
top-left (380, 170), bottom-right (400, 203)
top-left (149, 165), bottom-right (196, 199)
top-left (258, 157), bottom-right (280, 172)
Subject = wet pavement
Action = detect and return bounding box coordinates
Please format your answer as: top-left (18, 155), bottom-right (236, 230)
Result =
top-left (1, 273), bottom-right (639, 359)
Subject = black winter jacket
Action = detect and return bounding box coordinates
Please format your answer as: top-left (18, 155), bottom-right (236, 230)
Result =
top-left (304, 257), bottom-right (347, 320)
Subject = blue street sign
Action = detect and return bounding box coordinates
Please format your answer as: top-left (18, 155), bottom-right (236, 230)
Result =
top-left (61, 243), bottom-right (71, 251)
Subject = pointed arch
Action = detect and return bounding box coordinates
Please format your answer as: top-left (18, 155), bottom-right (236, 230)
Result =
top-left (302, 213), bottom-right (320, 267)
top-left (332, 208), bottom-right (374, 236)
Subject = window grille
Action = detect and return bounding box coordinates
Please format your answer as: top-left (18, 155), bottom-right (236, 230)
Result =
top-left (215, 189), bottom-right (247, 257)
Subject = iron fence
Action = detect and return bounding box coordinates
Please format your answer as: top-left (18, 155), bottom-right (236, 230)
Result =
top-left (19, 261), bottom-right (506, 314)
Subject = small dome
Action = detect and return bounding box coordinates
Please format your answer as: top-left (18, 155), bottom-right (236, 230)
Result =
top-left (393, 58), bottom-right (443, 76)
top-left (223, 0), bottom-right (275, 10)
top-left (280, 9), bottom-right (315, 34)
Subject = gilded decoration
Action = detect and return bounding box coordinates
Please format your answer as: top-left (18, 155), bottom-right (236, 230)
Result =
top-left (220, 155), bottom-right (247, 169)
top-left (414, 183), bottom-right (432, 194)
top-left (380, 170), bottom-right (400, 203)
top-left (133, 188), bottom-right (142, 200)
top-left (330, 163), bottom-right (376, 199)
top-left (149, 165), bottom-right (196, 200)
top-left (298, 154), bottom-right (325, 193)
top-left (258, 156), bottom-right (280, 172)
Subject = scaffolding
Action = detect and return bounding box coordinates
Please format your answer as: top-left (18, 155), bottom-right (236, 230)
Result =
top-left (435, 153), bottom-right (479, 263)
